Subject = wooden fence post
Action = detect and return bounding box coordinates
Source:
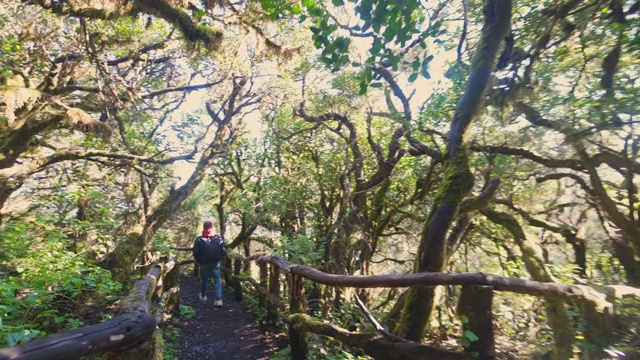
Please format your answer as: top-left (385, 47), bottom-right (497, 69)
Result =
top-left (233, 258), bottom-right (243, 301)
top-left (457, 285), bottom-right (495, 359)
top-left (268, 265), bottom-right (280, 326)
top-left (222, 257), bottom-right (232, 284)
top-left (154, 274), bottom-right (164, 302)
top-left (582, 303), bottom-right (612, 360)
top-left (259, 262), bottom-right (268, 311)
top-left (243, 242), bottom-right (251, 273)
top-left (154, 257), bottom-right (175, 302)
top-left (165, 261), bottom-right (180, 312)
top-left (289, 273), bottom-right (308, 360)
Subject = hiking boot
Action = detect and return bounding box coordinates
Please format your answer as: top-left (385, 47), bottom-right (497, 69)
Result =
top-left (199, 294), bottom-right (207, 302)
top-left (214, 299), bottom-right (223, 307)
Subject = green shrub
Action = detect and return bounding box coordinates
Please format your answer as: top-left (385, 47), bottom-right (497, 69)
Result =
top-left (0, 219), bottom-right (122, 347)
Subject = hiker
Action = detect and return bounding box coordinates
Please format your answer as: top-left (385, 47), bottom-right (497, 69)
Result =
top-left (193, 220), bottom-right (226, 307)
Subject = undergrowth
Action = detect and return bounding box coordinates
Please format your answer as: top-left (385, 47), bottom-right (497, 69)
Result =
top-left (240, 279), bottom-right (374, 360)
top-left (0, 219), bottom-right (123, 347)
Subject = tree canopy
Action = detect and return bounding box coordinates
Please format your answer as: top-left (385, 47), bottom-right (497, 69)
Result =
top-left (1, 0), bottom-right (640, 357)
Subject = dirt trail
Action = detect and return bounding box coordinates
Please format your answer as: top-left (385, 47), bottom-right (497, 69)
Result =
top-left (172, 273), bottom-right (282, 360)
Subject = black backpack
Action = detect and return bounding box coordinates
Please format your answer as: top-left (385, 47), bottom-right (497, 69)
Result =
top-left (198, 235), bottom-right (225, 264)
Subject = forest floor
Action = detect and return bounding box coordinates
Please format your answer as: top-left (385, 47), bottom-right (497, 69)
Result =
top-left (169, 272), bottom-right (284, 360)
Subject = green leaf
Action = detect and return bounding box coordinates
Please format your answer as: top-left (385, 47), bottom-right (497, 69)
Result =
top-left (291, 3), bottom-right (301, 14)
top-left (464, 330), bottom-right (479, 342)
top-left (359, 81), bottom-right (368, 95)
top-left (421, 55), bottom-right (434, 70)
top-left (302, 0), bottom-right (315, 10)
top-left (411, 57), bottom-right (420, 71)
top-left (408, 73), bottom-right (418, 82)
top-left (194, 9), bottom-right (205, 18)
top-left (332, 0), bottom-right (344, 6)
top-left (371, 82), bottom-right (383, 88)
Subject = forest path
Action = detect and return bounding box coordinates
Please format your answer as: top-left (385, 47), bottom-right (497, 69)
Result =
top-left (172, 273), bottom-right (282, 360)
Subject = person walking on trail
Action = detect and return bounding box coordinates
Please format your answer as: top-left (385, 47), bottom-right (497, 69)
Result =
top-left (193, 220), bottom-right (226, 307)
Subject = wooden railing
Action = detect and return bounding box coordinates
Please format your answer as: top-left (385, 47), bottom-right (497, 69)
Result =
top-left (5, 251), bottom-right (635, 360)
top-left (0, 258), bottom-right (180, 360)
top-left (229, 254), bottom-right (640, 360)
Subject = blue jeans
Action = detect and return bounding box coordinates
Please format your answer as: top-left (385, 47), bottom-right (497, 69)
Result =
top-left (200, 263), bottom-right (222, 300)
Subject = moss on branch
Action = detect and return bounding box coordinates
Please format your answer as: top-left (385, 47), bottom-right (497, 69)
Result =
top-left (134, 0), bottom-right (222, 51)
top-left (29, 0), bottom-right (223, 51)
top-left (289, 314), bottom-right (467, 360)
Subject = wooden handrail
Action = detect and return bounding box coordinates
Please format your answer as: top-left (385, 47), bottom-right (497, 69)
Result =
top-left (0, 257), bottom-right (180, 360)
top-left (0, 312), bottom-right (155, 360)
top-left (246, 255), bottom-right (640, 359)
top-left (256, 255), bottom-right (610, 310)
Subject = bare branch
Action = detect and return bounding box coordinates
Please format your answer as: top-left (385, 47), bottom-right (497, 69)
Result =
top-left (354, 293), bottom-right (410, 343)
top-left (371, 65), bottom-right (411, 121)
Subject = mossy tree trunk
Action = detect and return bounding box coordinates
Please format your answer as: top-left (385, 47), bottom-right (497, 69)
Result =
top-left (393, 0), bottom-right (512, 341)
top-left (394, 154), bottom-right (475, 341)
